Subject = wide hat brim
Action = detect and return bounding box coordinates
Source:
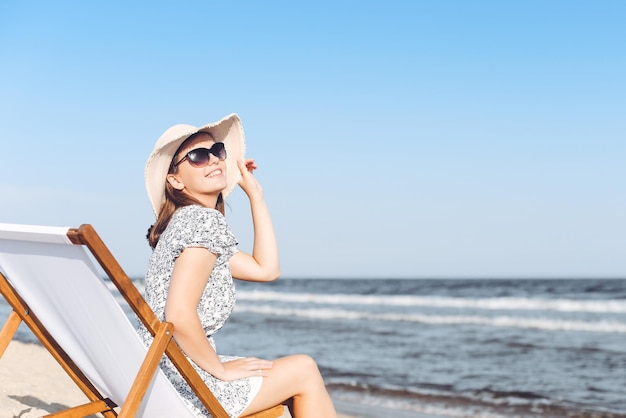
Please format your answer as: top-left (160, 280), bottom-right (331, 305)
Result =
top-left (145, 113), bottom-right (246, 216)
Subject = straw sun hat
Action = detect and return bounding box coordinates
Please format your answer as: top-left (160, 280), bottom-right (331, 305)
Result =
top-left (145, 113), bottom-right (246, 215)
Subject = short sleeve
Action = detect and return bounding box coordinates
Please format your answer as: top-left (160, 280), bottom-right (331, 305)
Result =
top-left (174, 205), bottom-right (239, 263)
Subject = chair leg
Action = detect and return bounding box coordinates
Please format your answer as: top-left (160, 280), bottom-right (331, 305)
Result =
top-left (0, 310), bottom-right (21, 357)
top-left (44, 398), bottom-right (118, 417)
top-left (118, 322), bottom-right (174, 417)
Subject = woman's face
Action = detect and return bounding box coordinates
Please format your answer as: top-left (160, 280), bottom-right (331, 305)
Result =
top-left (166, 133), bottom-right (228, 204)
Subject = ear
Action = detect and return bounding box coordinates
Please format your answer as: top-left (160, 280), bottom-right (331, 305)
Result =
top-left (166, 174), bottom-right (185, 191)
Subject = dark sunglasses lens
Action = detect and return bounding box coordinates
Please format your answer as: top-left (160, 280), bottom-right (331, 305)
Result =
top-left (187, 144), bottom-right (226, 166)
top-left (187, 149), bottom-right (210, 166)
top-left (211, 142), bottom-right (227, 160)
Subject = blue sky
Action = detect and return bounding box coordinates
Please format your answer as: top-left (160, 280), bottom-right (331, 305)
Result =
top-left (1, 1), bottom-right (624, 278)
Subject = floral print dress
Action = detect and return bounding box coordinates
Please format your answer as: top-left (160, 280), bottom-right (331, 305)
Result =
top-left (137, 205), bottom-right (262, 418)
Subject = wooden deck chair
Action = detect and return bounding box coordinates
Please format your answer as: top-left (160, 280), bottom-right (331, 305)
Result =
top-left (0, 223), bottom-right (284, 418)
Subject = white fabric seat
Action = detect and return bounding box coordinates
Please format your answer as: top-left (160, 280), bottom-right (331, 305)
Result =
top-left (0, 223), bottom-right (195, 417)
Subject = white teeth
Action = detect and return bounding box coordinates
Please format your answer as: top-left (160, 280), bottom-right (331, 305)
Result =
top-left (207, 170), bottom-right (222, 178)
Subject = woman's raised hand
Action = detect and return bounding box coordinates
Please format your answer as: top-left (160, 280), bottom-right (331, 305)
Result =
top-left (237, 159), bottom-right (264, 200)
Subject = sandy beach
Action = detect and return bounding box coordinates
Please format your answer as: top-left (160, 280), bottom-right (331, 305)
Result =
top-left (0, 340), bottom-right (357, 418)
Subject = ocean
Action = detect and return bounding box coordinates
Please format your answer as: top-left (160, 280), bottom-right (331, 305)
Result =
top-left (4, 278), bottom-right (626, 417)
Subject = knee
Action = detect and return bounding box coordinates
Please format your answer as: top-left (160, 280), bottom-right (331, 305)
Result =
top-left (296, 354), bottom-right (318, 368)
top-left (292, 354), bottom-right (322, 378)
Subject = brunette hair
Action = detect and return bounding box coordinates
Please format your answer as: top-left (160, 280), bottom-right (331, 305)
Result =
top-left (146, 132), bottom-right (225, 249)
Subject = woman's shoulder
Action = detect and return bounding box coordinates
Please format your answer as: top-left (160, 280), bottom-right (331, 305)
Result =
top-left (169, 205), bottom-right (228, 234)
top-left (173, 204), bottom-right (224, 222)
top-left (168, 205), bottom-right (237, 252)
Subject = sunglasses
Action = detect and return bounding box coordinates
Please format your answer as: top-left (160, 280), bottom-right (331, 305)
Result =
top-left (174, 142), bottom-right (227, 168)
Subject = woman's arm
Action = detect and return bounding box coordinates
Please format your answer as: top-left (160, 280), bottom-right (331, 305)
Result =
top-left (165, 247), bottom-right (272, 380)
top-left (230, 159), bottom-right (281, 282)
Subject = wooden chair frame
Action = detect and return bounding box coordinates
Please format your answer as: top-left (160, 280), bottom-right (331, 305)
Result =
top-left (0, 224), bottom-right (283, 418)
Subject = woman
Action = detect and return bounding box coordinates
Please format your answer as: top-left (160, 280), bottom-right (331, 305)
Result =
top-left (140, 114), bottom-right (336, 418)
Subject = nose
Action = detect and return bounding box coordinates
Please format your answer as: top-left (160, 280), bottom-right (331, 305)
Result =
top-left (208, 152), bottom-right (221, 165)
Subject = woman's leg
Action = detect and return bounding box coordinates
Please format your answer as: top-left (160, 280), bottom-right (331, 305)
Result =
top-left (240, 354), bottom-right (336, 418)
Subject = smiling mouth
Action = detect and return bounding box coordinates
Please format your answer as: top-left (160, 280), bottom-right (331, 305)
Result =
top-left (207, 169), bottom-right (223, 178)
